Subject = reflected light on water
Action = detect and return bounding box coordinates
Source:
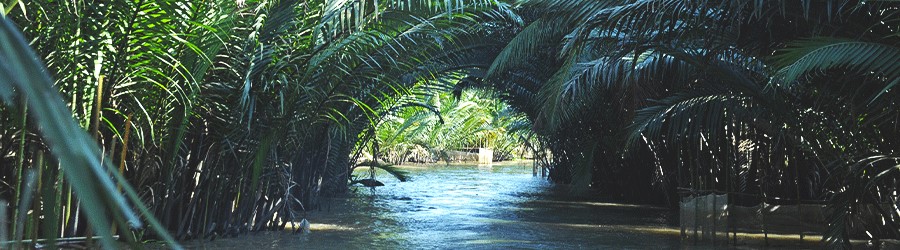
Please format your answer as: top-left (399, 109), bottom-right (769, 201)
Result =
top-left (529, 199), bottom-right (668, 209)
top-left (176, 162), bottom-right (827, 249)
top-left (284, 223), bottom-right (358, 232)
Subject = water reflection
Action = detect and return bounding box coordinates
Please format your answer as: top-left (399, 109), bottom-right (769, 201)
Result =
top-left (179, 162), bottom-right (683, 249)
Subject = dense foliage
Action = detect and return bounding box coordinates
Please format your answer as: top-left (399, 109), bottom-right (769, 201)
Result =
top-left (372, 89), bottom-right (530, 164)
top-left (0, 0), bottom-right (516, 247)
top-left (474, 0), bottom-right (900, 246)
top-left (0, 0), bottom-right (897, 248)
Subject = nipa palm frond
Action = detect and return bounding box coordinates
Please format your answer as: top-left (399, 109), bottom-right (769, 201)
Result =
top-left (774, 38), bottom-right (900, 102)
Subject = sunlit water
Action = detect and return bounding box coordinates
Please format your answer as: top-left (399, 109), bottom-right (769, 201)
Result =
top-left (178, 161), bottom-right (684, 249)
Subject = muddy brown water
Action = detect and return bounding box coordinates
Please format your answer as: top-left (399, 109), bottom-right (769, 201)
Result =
top-left (176, 162), bottom-right (687, 249)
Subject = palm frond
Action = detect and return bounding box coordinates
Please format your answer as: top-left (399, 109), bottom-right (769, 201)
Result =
top-left (485, 16), bottom-right (568, 78)
top-left (824, 154), bottom-right (900, 247)
top-left (0, 16), bottom-right (180, 249)
top-left (628, 90), bottom-right (751, 147)
top-left (774, 38), bottom-right (900, 101)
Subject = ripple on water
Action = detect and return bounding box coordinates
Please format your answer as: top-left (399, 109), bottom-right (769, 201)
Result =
top-left (177, 162), bottom-right (687, 249)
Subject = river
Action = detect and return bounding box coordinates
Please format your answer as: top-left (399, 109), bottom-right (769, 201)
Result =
top-left (179, 161), bottom-right (684, 249)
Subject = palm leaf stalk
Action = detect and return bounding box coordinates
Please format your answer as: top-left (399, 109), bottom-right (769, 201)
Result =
top-left (0, 15), bottom-right (180, 249)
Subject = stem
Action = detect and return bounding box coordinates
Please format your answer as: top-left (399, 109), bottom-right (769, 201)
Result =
top-left (11, 96), bottom-right (26, 243)
top-left (30, 151), bottom-right (43, 249)
top-left (117, 114), bottom-right (133, 192)
top-left (90, 76), bottom-right (104, 140)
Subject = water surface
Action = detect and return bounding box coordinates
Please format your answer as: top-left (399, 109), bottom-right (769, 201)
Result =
top-left (181, 162), bottom-right (683, 249)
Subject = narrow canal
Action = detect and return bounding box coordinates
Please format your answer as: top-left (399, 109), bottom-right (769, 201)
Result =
top-left (181, 161), bottom-right (683, 249)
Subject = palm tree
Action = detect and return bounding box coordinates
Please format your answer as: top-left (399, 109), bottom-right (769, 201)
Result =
top-left (372, 89), bottom-right (530, 164)
top-left (0, 15), bottom-right (178, 249)
top-left (481, 0), bottom-right (899, 245)
top-left (3, 0), bottom-right (897, 247)
top-left (0, 0), bottom-right (517, 246)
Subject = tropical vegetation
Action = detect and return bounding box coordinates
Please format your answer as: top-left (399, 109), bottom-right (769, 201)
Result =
top-left (475, 1), bottom-right (899, 246)
top-left (371, 89), bottom-right (530, 164)
top-left (0, 0), bottom-right (897, 248)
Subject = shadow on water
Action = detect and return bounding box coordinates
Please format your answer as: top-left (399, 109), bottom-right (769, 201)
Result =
top-left (174, 161), bottom-right (817, 249)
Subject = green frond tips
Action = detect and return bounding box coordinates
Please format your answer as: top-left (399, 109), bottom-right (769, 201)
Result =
top-left (773, 38), bottom-right (900, 100)
top-left (0, 16), bottom-right (174, 249)
top-left (485, 16), bottom-right (568, 78)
